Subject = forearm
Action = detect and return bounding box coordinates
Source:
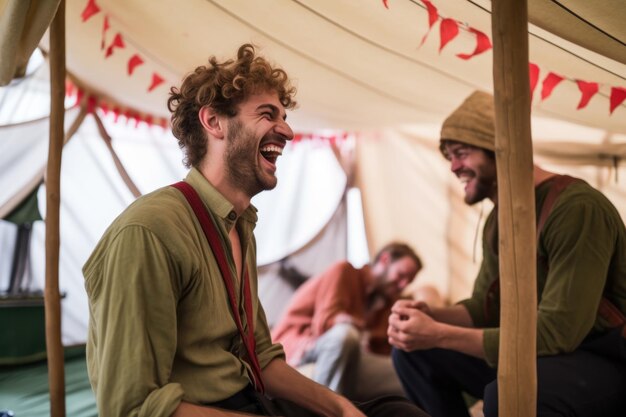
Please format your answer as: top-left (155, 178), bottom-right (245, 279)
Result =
top-left (435, 322), bottom-right (485, 359)
top-left (262, 359), bottom-right (359, 417)
top-left (430, 304), bottom-right (475, 327)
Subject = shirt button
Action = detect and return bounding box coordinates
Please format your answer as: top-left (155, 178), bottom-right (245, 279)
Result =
top-left (228, 211), bottom-right (237, 221)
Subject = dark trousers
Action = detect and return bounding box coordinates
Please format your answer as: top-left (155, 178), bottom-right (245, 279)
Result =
top-left (392, 347), bottom-right (626, 417)
top-left (209, 384), bottom-right (431, 416)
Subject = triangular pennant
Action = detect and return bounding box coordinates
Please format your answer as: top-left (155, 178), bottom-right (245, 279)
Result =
top-left (528, 63), bottom-right (540, 101)
top-left (104, 33), bottom-right (125, 58)
top-left (576, 80), bottom-right (599, 110)
top-left (609, 87), bottom-right (626, 114)
top-left (540, 72), bottom-right (564, 101)
top-left (439, 18), bottom-right (459, 53)
top-left (456, 27), bottom-right (492, 60)
top-left (65, 80), bottom-right (75, 98)
top-left (112, 107), bottom-right (121, 123)
top-left (86, 96), bottom-right (97, 113)
top-left (148, 73), bottom-right (165, 92)
top-left (76, 88), bottom-right (85, 106)
top-left (382, 0), bottom-right (389, 9)
top-left (128, 54), bottom-right (145, 75)
top-left (81, 0), bottom-right (101, 22)
top-left (111, 33), bottom-right (125, 48)
top-left (100, 16), bottom-right (110, 50)
top-left (419, 0), bottom-right (439, 47)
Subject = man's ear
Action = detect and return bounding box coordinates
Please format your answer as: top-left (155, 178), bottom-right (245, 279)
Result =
top-left (377, 251), bottom-right (391, 267)
top-left (199, 106), bottom-right (225, 140)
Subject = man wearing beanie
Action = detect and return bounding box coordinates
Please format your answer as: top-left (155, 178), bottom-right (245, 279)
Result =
top-left (388, 90), bottom-right (626, 417)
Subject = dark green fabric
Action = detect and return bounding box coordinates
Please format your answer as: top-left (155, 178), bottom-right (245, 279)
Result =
top-left (0, 298), bottom-right (46, 365)
top-left (0, 347), bottom-right (96, 417)
top-left (459, 179), bottom-right (626, 366)
top-left (3, 187), bottom-right (42, 225)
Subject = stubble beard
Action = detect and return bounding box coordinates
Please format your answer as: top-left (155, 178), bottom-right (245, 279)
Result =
top-left (224, 118), bottom-right (277, 197)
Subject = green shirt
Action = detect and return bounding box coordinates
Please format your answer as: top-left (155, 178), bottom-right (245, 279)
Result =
top-left (460, 178), bottom-right (626, 366)
top-left (83, 168), bottom-right (284, 417)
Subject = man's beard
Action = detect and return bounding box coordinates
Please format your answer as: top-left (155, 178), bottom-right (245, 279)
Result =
top-left (224, 118), bottom-right (277, 197)
top-left (465, 173), bottom-right (495, 205)
top-left (461, 167), bottom-right (497, 205)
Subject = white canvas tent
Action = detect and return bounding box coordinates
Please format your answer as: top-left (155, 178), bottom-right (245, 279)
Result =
top-left (2, 0), bottom-right (626, 357)
top-left (1, 0), bottom-right (625, 415)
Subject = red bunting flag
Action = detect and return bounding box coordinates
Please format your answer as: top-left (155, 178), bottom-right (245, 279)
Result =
top-left (528, 63), bottom-right (540, 100)
top-left (439, 18), bottom-right (459, 53)
top-left (86, 96), bottom-right (97, 113)
top-left (100, 16), bottom-right (110, 50)
top-left (104, 33), bottom-right (125, 58)
top-left (456, 27), bottom-right (491, 60)
top-left (148, 73), bottom-right (165, 92)
top-left (65, 80), bottom-right (75, 98)
top-left (81, 0), bottom-right (101, 22)
top-left (419, 0), bottom-right (439, 47)
top-left (382, 0), bottom-right (389, 9)
top-left (76, 88), bottom-right (85, 106)
top-left (111, 33), bottom-right (125, 48)
top-left (128, 54), bottom-right (145, 75)
top-left (540, 72), bottom-right (564, 101)
top-left (610, 87), bottom-right (626, 114)
top-left (576, 80), bottom-right (599, 110)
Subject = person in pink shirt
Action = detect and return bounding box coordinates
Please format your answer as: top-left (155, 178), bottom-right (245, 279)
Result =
top-left (272, 242), bottom-right (422, 399)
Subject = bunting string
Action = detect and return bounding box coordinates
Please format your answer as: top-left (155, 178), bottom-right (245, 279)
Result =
top-left (81, 0), bottom-right (168, 95)
top-left (383, 0), bottom-right (626, 115)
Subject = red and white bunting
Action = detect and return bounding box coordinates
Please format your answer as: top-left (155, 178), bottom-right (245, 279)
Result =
top-left (382, 0), bottom-right (625, 115)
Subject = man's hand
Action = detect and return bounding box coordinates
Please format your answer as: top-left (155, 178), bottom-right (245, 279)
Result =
top-left (387, 300), bottom-right (486, 358)
top-left (387, 300), bottom-right (440, 352)
top-left (262, 359), bottom-right (366, 417)
top-left (393, 299), bottom-right (432, 317)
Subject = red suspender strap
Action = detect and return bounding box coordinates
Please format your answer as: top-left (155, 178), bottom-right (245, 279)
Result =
top-left (172, 181), bottom-right (265, 393)
top-left (536, 175), bottom-right (580, 238)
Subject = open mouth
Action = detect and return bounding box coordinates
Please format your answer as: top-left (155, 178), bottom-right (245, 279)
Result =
top-left (457, 171), bottom-right (475, 189)
top-left (259, 144), bottom-right (283, 165)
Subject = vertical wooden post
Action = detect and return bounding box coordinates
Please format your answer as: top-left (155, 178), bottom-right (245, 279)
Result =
top-left (491, 0), bottom-right (537, 416)
top-left (46, 1), bottom-right (66, 416)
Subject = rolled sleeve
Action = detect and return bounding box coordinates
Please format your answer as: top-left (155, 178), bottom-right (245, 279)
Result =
top-left (482, 328), bottom-right (500, 367)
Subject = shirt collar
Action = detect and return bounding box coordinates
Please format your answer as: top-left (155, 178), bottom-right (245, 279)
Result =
top-left (185, 167), bottom-right (258, 231)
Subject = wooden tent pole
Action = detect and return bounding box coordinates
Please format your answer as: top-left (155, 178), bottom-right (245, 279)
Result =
top-left (491, 0), bottom-right (537, 416)
top-left (46, 1), bottom-right (66, 416)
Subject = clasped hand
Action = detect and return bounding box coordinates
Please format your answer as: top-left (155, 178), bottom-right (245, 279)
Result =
top-left (387, 299), bottom-right (440, 352)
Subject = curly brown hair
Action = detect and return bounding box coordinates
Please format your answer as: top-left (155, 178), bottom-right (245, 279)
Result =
top-left (167, 44), bottom-right (297, 168)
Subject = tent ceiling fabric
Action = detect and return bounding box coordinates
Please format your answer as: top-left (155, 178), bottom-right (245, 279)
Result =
top-left (42, 0), bottom-right (625, 134)
top-left (528, 0), bottom-right (626, 65)
top-left (0, 0), bottom-right (61, 84)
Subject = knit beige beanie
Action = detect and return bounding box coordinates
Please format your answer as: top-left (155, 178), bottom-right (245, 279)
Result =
top-left (440, 90), bottom-right (495, 151)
